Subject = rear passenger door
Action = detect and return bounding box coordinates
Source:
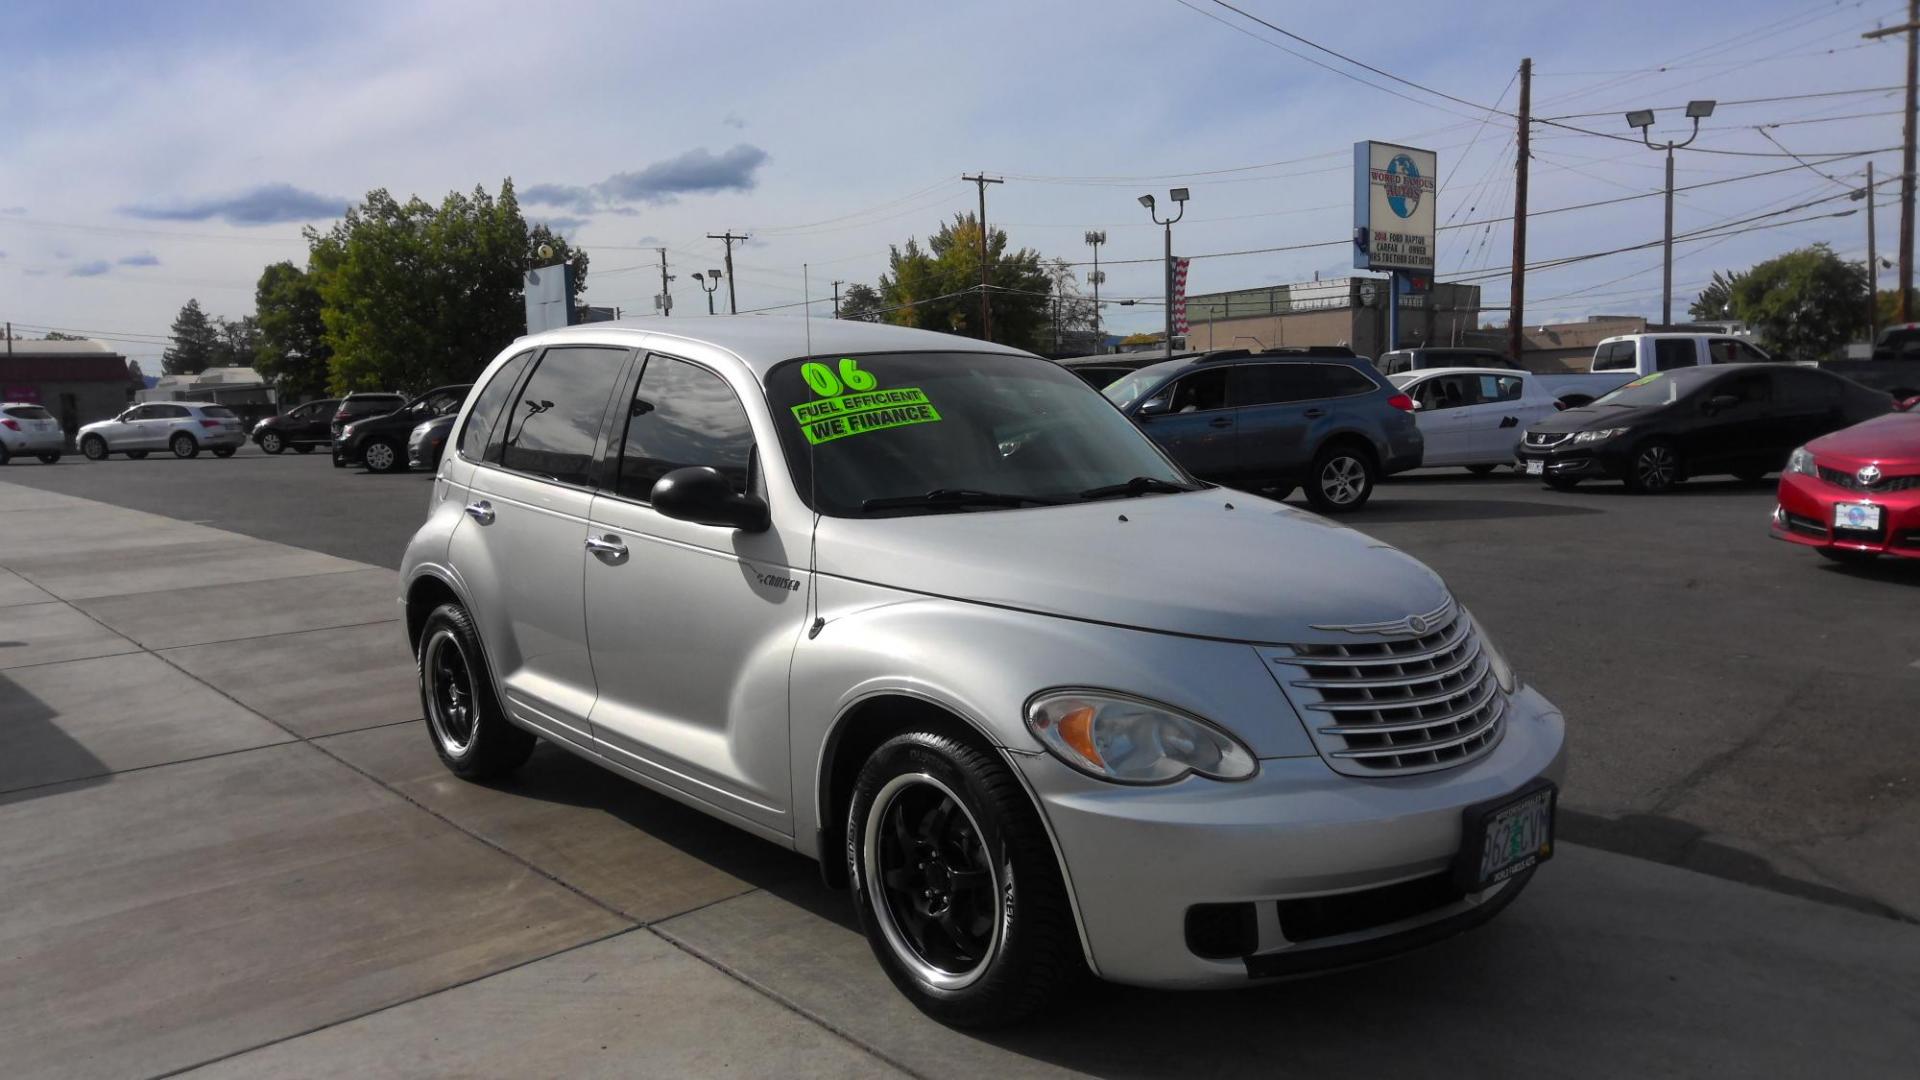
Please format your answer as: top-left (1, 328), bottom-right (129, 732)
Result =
top-left (1230, 363), bottom-right (1321, 483)
top-left (582, 354), bottom-right (803, 834)
top-left (447, 344), bottom-right (631, 752)
top-left (1468, 373), bottom-right (1536, 460)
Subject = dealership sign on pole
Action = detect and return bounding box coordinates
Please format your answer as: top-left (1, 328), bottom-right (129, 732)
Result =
top-left (1352, 141), bottom-right (1436, 273)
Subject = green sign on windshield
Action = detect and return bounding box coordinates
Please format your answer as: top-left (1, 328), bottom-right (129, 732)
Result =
top-left (792, 359), bottom-right (943, 445)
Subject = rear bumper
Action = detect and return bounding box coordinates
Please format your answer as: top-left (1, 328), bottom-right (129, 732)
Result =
top-left (1, 430), bottom-right (65, 453)
top-left (1771, 471), bottom-right (1920, 558)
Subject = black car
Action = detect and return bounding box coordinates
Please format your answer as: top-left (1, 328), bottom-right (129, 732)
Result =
top-left (334, 384), bottom-right (471, 473)
top-left (250, 398), bottom-right (339, 455)
top-left (1514, 363), bottom-right (1891, 493)
top-left (406, 412), bottom-right (457, 470)
top-left (1102, 348), bottom-right (1423, 512)
top-left (330, 392), bottom-right (407, 445)
top-left (1378, 347), bottom-right (1524, 376)
top-left (1056, 353), bottom-right (1178, 389)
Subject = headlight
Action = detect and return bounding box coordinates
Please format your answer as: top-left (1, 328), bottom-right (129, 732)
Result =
top-left (1470, 611), bottom-right (1519, 694)
top-left (1025, 690), bottom-right (1256, 784)
top-left (1573, 427), bottom-right (1629, 443)
top-left (1786, 446), bottom-right (1818, 476)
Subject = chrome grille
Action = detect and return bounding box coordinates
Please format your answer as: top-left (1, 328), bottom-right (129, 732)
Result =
top-left (1524, 431), bottom-right (1571, 448)
top-left (1818, 465), bottom-right (1920, 493)
top-left (1265, 605), bottom-right (1505, 777)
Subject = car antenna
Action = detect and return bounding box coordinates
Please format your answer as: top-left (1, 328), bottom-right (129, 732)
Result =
top-left (803, 263), bottom-right (826, 639)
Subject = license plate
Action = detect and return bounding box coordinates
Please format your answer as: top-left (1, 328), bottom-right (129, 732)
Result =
top-left (1525, 459), bottom-right (1543, 476)
top-left (1453, 782), bottom-right (1555, 892)
top-left (1834, 502), bottom-right (1881, 531)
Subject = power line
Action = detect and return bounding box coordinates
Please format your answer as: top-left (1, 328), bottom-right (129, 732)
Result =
top-left (1538, 84), bottom-right (1903, 120)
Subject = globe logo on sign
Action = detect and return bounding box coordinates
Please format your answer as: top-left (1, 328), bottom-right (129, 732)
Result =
top-left (1385, 154), bottom-right (1423, 219)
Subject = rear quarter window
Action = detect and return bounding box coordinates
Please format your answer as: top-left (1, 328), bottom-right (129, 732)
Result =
top-left (200, 406), bottom-right (237, 418)
top-left (1316, 364), bottom-right (1379, 398)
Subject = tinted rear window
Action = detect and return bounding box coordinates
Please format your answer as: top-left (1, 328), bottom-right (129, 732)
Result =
top-left (4, 405), bottom-right (53, 420)
top-left (200, 406), bottom-right (237, 418)
top-left (342, 397), bottom-right (402, 416)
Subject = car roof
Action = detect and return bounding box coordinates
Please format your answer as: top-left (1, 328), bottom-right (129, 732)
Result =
top-left (524, 315), bottom-right (1035, 379)
top-left (343, 391), bottom-right (404, 398)
top-left (1395, 366), bottom-right (1531, 379)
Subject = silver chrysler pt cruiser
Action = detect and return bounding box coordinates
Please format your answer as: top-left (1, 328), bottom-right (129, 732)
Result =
top-left (400, 317), bottom-right (1566, 1027)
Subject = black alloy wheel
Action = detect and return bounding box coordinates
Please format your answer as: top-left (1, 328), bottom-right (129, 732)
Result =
top-left (417, 602), bottom-right (534, 779)
top-left (1624, 440), bottom-right (1680, 494)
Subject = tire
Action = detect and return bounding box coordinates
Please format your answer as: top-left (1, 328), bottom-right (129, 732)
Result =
top-left (37, 452), bottom-right (61, 464)
top-left (848, 731), bottom-right (1082, 1029)
top-left (259, 431), bottom-right (285, 454)
top-left (212, 447), bottom-right (236, 458)
top-left (332, 447), bottom-right (348, 468)
top-left (126, 450), bottom-right (149, 460)
top-left (417, 602), bottom-right (535, 780)
top-left (0, 445), bottom-right (9, 465)
top-left (170, 432), bottom-right (200, 459)
top-left (1304, 442), bottom-right (1378, 513)
top-left (81, 435), bottom-right (108, 461)
top-left (1544, 476), bottom-right (1580, 491)
top-left (362, 438), bottom-right (402, 474)
top-left (292, 444), bottom-right (314, 454)
top-left (1623, 439), bottom-right (1680, 494)
top-left (1466, 463), bottom-right (1499, 476)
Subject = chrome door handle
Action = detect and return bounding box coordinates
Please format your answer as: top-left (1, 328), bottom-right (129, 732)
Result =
top-left (584, 534), bottom-right (629, 564)
top-left (464, 500), bottom-right (495, 525)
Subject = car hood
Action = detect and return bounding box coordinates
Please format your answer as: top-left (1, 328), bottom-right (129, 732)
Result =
top-left (814, 492), bottom-right (1451, 644)
top-left (1809, 411), bottom-right (1920, 467)
top-left (76, 418), bottom-right (119, 434)
top-left (1525, 403), bottom-right (1662, 434)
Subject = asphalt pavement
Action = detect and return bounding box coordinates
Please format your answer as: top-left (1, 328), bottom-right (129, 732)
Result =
top-left (1, 451), bottom-right (1917, 1077)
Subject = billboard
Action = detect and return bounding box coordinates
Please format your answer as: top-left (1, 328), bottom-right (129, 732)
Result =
top-left (1353, 141), bottom-right (1436, 273)
top-left (524, 262), bottom-right (576, 335)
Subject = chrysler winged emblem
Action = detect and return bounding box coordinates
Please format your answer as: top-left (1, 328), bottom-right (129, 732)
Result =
top-left (1857, 464), bottom-right (1883, 487)
top-left (1314, 598), bottom-right (1455, 637)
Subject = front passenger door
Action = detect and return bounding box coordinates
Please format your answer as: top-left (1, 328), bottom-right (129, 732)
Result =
top-left (1410, 374), bottom-right (1480, 465)
top-left (447, 345), bottom-right (631, 751)
top-left (1135, 368), bottom-right (1235, 481)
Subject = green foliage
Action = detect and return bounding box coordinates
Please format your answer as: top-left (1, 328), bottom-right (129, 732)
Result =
top-left (253, 261), bottom-right (333, 398)
top-left (162, 299), bottom-right (219, 375)
top-left (40, 331), bottom-right (86, 341)
top-left (1727, 244), bottom-right (1867, 359)
top-left (838, 282), bottom-right (885, 321)
top-left (861, 213), bottom-right (1056, 352)
top-left (210, 315), bottom-right (260, 369)
top-left (1688, 269), bottom-right (1746, 321)
top-left (311, 179), bottom-right (582, 393)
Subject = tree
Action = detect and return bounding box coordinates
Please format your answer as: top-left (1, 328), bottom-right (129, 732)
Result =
top-left (853, 213), bottom-right (1055, 352)
top-left (1688, 270), bottom-right (1746, 321)
top-left (254, 261), bottom-right (333, 398)
top-left (1727, 244), bottom-right (1867, 359)
top-left (162, 299), bottom-right (219, 375)
top-left (210, 315), bottom-right (260, 369)
top-left (313, 179), bottom-right (582, 393)
top-left (41, 331), bottom-right (86, 341)
top-left (839, 282), bottom-right (885, 321)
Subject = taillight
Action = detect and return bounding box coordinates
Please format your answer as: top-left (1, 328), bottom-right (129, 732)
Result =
top-left (200, 419), bottom-right (221, 429)
top-left (1387, 393), bottom-right (1415, 412)
top-left (0, 419), bottom-right (18, 431)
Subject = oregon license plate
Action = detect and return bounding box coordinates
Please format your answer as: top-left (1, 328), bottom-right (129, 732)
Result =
top-left (1525, 459), bottom-right (1544, 476)
top-left (1834, 502), bottom-right (1882, 531)
top-left (1453, 782), bottom-right (1555, 892)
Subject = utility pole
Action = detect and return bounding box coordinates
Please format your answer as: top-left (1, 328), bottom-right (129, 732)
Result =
top-left (707, 232), bottom-right (749, 313)
top-left (962, 173), bottom-right (1003, 341)
top-left (831, 280), bottom-right (843, 319)
top-left (1509, 57), bottom-right (1531, 364)
top-left (656, 248), bottom-right (673, 316)
top-left (1866, 4), bottom-right (1919, 318)
top-left (1869, 160), bottom-right (1881, 338)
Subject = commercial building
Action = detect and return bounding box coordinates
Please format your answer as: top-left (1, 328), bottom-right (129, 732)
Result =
top-left (139, 365), bottom-right (279, 424)
top-left (0, 340), bottom-right (140, 439)
top-left (1180, 277), bottom-right (1483, 359)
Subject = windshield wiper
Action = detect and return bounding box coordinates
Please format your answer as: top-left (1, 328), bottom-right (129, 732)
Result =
top-left (861, 488), bottom-right (1061, 512)
top-left (1076, 476), bottom-right (1198, 501)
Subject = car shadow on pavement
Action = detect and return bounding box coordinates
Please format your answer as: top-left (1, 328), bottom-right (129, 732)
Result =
top-left (1814, 557), bottom-right (1920, 587)
top-left (0, 666), bottom-right (110, 807)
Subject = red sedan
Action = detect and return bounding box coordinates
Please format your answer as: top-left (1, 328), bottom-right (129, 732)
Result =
top-left (1773, 400), bottom-right (1920, 563)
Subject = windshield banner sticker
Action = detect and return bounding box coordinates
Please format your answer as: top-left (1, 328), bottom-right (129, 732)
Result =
top-left (793, 359), bottom-right (943, 444)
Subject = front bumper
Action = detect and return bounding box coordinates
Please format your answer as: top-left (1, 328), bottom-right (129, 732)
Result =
top-left (1514, 440), bottom-right (1628, 481)
top-left (407, 430), bottom-right (447, 469)
top-left (1771, 471), bottom-right (1920, 559)
top-left (1017, 684), bottom-right (1566, 988)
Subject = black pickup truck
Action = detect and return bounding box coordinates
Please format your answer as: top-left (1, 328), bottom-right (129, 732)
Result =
top-left (1821, 325), bottom-right (1920, 402)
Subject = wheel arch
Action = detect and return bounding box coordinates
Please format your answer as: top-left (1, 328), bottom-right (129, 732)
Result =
top-left (404, 570), bottom-right (465, 657)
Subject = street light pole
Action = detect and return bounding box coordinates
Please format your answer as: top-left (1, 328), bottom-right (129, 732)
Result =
top-left (1139, 190), bottom-right (1188, 356)
top-left (693, 270), bottom-right (721, 315)
top-left (1084, 230), bottom-right (1106, 347)
top-left (1626, 101), bottom-right (1715, 326)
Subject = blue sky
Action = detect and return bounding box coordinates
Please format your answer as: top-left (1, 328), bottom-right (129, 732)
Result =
top-left (0, 0), bottom-right (1909, 363)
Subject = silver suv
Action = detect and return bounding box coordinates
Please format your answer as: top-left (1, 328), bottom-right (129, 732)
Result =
top-left (1, 402), bottom-right (66, 464)
top-left (400, 318), bottom-right (1566, 1027)
top-left (77, 401), bottom-right (247, 460)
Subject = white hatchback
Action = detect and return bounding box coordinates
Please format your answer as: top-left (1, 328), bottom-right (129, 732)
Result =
top-left (0, 402), bottom-right (66, 464)
top-left (1389, 367), bottom-right (1563, 472)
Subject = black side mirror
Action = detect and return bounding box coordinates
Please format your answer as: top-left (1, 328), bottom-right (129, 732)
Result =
top-left (1704, 393), bottom-right (1740, 414)
top-left (652, 466), bottom-right (770, 532)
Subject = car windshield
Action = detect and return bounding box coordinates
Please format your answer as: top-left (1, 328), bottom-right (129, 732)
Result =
top-left (767, 351), bottom-right (1190, 516)
top-left (1100, 363), bottom-right (1177, 408)
top-left (1593, 371), bottom-right (1689, 407)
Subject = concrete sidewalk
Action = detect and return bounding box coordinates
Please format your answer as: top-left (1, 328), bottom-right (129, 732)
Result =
top-left (2, 478), bottom-right (1916, 1079)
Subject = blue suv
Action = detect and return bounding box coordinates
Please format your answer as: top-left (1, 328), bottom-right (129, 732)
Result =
top-left (1104, 348), bottom-right (1423, 512)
